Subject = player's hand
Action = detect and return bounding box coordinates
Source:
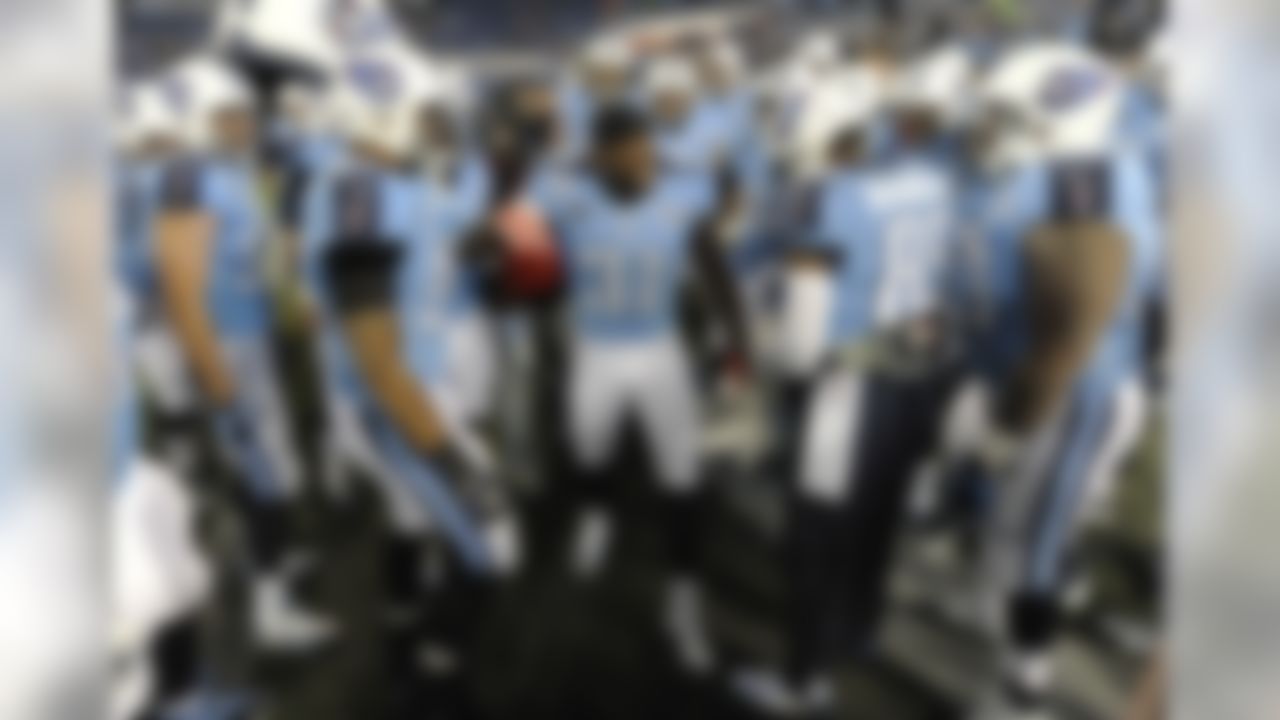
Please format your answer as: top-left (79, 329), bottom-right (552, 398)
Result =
top-left (200, 371), bottom-right (238, 410)
top-left (430, 439), bottom-right (522, 577)
top-left (207, 402), bottom-right (254, 476)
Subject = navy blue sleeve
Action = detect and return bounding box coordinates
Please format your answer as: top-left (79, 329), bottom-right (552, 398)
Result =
top-left (322, 173), bottom-right (402, 313)
top-left (158, 159), bottom-right (207, 212)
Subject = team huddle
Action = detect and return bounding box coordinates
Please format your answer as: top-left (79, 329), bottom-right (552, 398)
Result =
top-left (113, 5), bottom-right (1166, 719)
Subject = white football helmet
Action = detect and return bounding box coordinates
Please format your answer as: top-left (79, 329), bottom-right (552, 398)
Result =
top-left (398, 53), bottom-right (473, 168)
top-left (435, 63), bottom-right (475, 119)
top-left (215, 0), bottom-right (402, 73)
top-left (328, 51), bottom-right (419, 160)
top-left (701, 38), bottom-right (746, 90)
top-left (116, 81), bottom-right (183, 154)
top-left (646, 56), bottom-right (700, 126)
top-left (163, 56), bottom-right (255, 152)
top-left (646, 56), bottom-right (700, 102)
top-left (976, 42), bottom-right (1125, 170)
top-left (402, 56), bottom-right (473, 126)
top-left (580, 36), bottom-right (635, 104)
top-left (888, 45), bottom-right (976, 128)
top-left (793, 31), bottom-right (842, 78)
top-left (582, 37), bottom-right (635, 74)
top-left (788, 74), bottom-right (883, 181)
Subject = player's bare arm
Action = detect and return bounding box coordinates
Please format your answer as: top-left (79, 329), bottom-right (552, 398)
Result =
top-left (154, 210), bottom-right (237, 406)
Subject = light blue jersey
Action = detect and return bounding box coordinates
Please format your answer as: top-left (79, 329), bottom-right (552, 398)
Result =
top-left (111, 292), bottom-right (139, 491)
top-left (302, 162), bottom-right (458, 391)
top-left (700, 90), bottom-right (755, 150)
top-left (532, 170), bottom-right (715, 341)
top-left (116, 159), bottom-right (164, 302)
top-left (658, 96), bottom-right (772, 270)
top-left (268, 118), bottom-right (347, 176)
top-left (421, 154), bottom-right (490, 318)
top-left (655, 109), bottom-right (721, 173)
top-left (270, 127), bottom-right (348, 232)
top-left (967, 150), bottom-right (1162, 385)
top-left (703, 91), bottom-right (772, 208)
top-left (1078, 148), bottom-right (1164, 384)
top-left (158, 156), bottom-right (272, 338)
top-left (290, 132), bottom-right (347, 179)
top-left (557, 81), bottom-right (595, 163)
top-left (959, 163), bottom-right (1053, 377)
top-left (806, 154), bottom-right (959, 347)
top-left (302, 161), bottom-right (498, 575)
top-left (688, 93), bottom-right (770, 196)
top-left (1119, 83), bottom-right (1168, 207)
top-left (425, 153), bottom-right (491, 230)
top-left (1017, 149), bottom-right (1165, 593)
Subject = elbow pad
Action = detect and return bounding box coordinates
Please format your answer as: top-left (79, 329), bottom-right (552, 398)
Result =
top-left (322, 239), bottom-right (402, 314)
top-left (780, 269), bottom-right (834, 378)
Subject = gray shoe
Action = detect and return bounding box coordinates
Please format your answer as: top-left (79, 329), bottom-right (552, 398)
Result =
top-left (251, 571), bottom-right (336, 652)
top-left (664, 578), bottom-right (716, 677)
top-left (729, 667), bottom-right (802, 717)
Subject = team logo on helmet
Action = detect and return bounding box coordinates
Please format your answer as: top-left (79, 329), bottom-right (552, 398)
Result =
top-left (346, 59), bottom-right (402, 105)
top-left (1039, 68), bottom-right (1106, 113)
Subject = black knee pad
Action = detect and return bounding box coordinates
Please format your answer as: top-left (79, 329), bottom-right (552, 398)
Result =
top-left (572, 466), bottom-right (614, 509)
top-left (383, 536), bottom-right (427, 609)
top-left (1009, 591), bottom-right (1062, 651)
top-left (245, 500), bottom-right (290, 571)
top-left (148, 410), bottom-right (201, 462)
top-left (661, 487), bottom-right (710, 573)
top-left (152, 409), bottom-right (202, 439)
top-left (150, 616), bottom-right (201, 703)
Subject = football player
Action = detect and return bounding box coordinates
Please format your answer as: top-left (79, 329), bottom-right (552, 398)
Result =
top-left (300, 50), bottom-right (519, 590)
top-left (957, 43), bottom-right (1162, 719)
top-left (299, 52), bottom-right (523, 703)
top-left (151, 56), bottom-right (333, 650)
top-left (117, 81), bottom-right (207, 474)
top-left (526, 105), bottom-right (750, 676)
top-left (404, 60), bottom-right (498, 426)
top-left (740, 68), bottom-right (962, 714)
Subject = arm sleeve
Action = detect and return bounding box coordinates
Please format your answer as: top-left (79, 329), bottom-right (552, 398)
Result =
top-left (322, 240), bottom-right (403, 314)
top-left (158, 159), bottom-right (209, 212)
top-left (318, 173), bottom-right (404, 313)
